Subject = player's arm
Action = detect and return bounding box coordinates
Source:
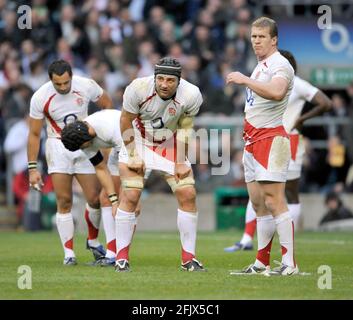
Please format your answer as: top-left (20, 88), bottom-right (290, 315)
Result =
top-left (91, 153), bottom-right (116, 197)
top-left (90, 151), bottom-right (119, 214)
top-left (175, 115), bottom-right (194, 181)
top-left (95, 90), bottom-right (114, 109)
top-left (294, 90), bottom-right (332, 130)
top-left (27, 117), bottom-right (44, 190)
top-left (120, 109), bottom-right (144, 173)
top-left (227, 71), bottom-right (289, 101)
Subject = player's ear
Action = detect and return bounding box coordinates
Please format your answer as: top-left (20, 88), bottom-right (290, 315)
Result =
top-left (272, 36), bottom-right (278, 46)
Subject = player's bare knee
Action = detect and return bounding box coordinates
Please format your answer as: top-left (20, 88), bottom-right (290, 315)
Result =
top-left (251, 201), bottom-right (262, 214)
top-left (123, 189), bottom-right (141, 207)
top-left (57, 196), bottom-right (72, 212)
top-left (87, 196), bottom-right (100, 209)
top-left (176, 187), bottom-right (196, 207)
top-left (264, 195), bottom-right (278, 214)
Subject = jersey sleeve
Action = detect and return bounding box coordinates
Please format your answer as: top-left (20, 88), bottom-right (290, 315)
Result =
top-left (29, 94), bottom-right (44, 119)
top-left (87, 79), bottom-right (104, 102)
top-left (184, 88), bottom-right (203, 117)
top-left (122, 81), bottom-right (140, 114)
top-left (272, 61), bottom-right (294, 83)
top-left (296, 78), bottom-right (319, 102)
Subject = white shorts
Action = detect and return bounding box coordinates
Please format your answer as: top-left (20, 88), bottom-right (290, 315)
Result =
top-left (243, 136), bottom-right (290, 183)
top-left (107, 146), bottom-right (120, 176)
top-left (287, 134), bottom-right (305, 181)
top-left (45, 138), bottom-right (96, 175)
top-left (119, 141), bottom-right (190, 176)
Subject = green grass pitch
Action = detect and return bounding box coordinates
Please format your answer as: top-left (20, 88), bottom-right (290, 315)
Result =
top-left (0, 230), bottom-right (352, 299)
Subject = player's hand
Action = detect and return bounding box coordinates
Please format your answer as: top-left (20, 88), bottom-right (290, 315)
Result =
top-left (112, 202), bottom-right (118, 218)
top-left (174, 163), bottom-right (191, 183)
top-left (226, 72), bottom-right (248, 85)
top-left (29, 169), bottom-right (44, 191)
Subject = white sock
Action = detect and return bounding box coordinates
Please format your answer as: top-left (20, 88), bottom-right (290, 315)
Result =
top-left (240, 201), bottom-right (257, 245)
top-left (56, 212), bottom-right (75, 258)
top-left (254, 215), bottom-right (275, 268)
top-left (101, 207), bottom-right (116, 259)
top-left (115, 208), bottom-right (136, 261)
top-left (85, 204), bottom-right (101, 248)
top-left (288, 204), bottom-right (301, 231)
top-left (245, 201), bottom-right (257, 223)
top-left (275, 211), bottom-right (296, 267)
top-left (240, 233), bottom-right (253, 245)
top-left (177, 209), bottom-right (198, 263)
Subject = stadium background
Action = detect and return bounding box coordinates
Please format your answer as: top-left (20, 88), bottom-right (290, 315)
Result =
top-left (0, 0), bottom-right (353, 301)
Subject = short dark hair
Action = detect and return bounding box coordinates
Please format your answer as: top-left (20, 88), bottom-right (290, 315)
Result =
top-left (154, 57), bottom-right (182, 79)
top-left (279, 49), bottom-right (297, 74)
top-left (48, 60), bottom-right (72, 79)
top-left (61, 121), bottom-right (92, 151)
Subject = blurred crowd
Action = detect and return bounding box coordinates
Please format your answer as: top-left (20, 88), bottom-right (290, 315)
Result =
top-left (1, 0), bottom-right (353, 216)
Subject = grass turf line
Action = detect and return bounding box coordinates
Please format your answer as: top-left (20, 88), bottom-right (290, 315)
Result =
top-left (0, 230), bottom-right (352, 299)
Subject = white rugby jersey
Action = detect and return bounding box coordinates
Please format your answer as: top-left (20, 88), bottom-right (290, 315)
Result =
top-left (283, 76), bottom-right (319, 134)
top-left (123, 76), bottom-right (202, 146)
top-left (243, 51), bottom-right (294, 143)
top-left (30, 75), bottom-right (103, 138)
top-left (82, 109), bottom-right (122, 158)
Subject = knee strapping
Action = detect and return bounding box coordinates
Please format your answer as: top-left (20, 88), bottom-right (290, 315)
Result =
top-left (166, 176), bottom-right (195, 193)
top-left (121, 176), bottom-right (144, 190)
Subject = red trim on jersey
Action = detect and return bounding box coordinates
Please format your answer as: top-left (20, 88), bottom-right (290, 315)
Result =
top-left (135, 117), bottom-right (146, 139)
top-left (289, 134), bottom-right (300, 161)
top-left (138, 93), bottom-right (156, 108)
top-left (243, 119), bottom-right (288, 144)
top-left (148, 134), bottom-right (177, 162)
top-left (72, 90), bottom-right (82, 97)
top-left (43, 93), bottom-right (61, 134)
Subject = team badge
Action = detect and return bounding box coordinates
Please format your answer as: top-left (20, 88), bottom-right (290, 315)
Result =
top-left (76, 97), bottom-right (84, 106)
top-left (168, 107), bottom-right (176, 116)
